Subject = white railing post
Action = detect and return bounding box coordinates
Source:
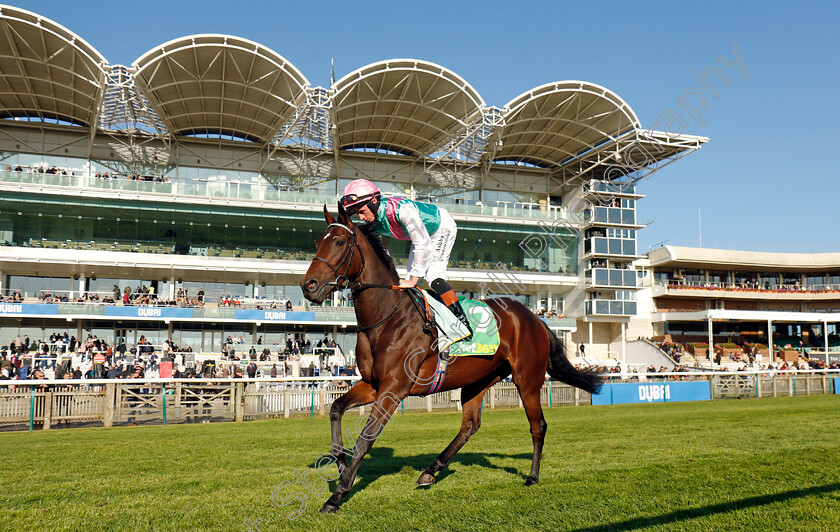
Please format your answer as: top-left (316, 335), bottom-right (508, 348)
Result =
top-left (104, 383), bottom-right (115, 427)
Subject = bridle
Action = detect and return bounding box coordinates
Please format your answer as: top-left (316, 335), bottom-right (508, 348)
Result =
top-left (313, 223), bottom-right (366, 290)
top-left (312, 222), bottom-right (426, 332)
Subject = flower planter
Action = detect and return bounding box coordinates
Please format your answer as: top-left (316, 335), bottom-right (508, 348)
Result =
top-left (778, 349), bottom-right (799, 362)
top-left (692, 348), bottom-right (709, 359)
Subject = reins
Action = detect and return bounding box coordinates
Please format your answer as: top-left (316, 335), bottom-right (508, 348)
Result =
top-left (318, 223), bottom-right (434, 333)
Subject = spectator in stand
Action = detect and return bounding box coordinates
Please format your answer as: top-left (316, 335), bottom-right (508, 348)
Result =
top-left (247, 361), bottom-right (257, 378)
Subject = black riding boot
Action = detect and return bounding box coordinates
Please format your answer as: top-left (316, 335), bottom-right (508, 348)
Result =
top-left (431, 278), bottom-right (473, 341)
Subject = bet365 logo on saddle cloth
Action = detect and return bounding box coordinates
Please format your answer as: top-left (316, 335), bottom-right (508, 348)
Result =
top-left (449, 299), bottom-right (501, 357)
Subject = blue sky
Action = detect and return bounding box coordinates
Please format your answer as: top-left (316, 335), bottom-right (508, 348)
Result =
top-left (19, 0), bottom-right (840, 252)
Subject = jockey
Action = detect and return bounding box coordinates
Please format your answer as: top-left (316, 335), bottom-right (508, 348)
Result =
top-left (339, 179), bottom-right (472, 340)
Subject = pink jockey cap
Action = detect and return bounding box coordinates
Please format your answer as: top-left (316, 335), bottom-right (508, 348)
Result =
top-left (340, 179), bottom-right (381, 210)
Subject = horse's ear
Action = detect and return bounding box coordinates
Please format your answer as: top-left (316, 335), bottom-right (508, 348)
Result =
top-left (337, 202), bottom-right (352, 226)
top-left (323, 205), bottom-right (336, 225)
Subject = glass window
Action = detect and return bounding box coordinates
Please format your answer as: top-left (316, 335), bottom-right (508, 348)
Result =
top-left (595, 269), bottom-right (608, 285)
top-left (805, 274), bottom-right (825, 287)
top-left (594, 238), bottom-right (608, 254)
top-left (760, 274), bottom-right (778, 288)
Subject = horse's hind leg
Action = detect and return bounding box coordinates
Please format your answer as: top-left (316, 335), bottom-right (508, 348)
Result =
top-left (517, 381), bottom-right (547, 486)
top-left (416, 376), bottom-right (501, 486)
top-left (329, 381), bottom-right (377, 475)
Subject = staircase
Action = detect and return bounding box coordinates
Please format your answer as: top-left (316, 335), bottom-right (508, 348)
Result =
top-left (625, 339), bottom-right (679, 370)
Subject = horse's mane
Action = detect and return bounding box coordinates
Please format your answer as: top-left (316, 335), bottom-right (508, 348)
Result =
top-left (356, 222), bottom-right (399, 279)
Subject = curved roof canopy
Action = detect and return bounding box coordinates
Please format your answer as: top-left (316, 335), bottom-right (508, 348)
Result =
top-left (0, 5), bottom-right (106, 126)
top-left (133, 34), bottom-right (309, 143)
top-left (496, 81), bottom-right (641, 168)
top-left (331, 59), bottom-right (485, 157)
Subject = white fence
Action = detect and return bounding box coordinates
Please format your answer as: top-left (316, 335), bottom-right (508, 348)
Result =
top-left (1, 370), bottom-right (838, 431)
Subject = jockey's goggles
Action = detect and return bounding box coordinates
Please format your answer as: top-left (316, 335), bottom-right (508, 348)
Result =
top-left (339, 192), bottom-right (379, 214)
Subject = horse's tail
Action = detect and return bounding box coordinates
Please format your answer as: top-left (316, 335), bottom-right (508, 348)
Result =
top-left (542, 322), bottom-right (602, 394)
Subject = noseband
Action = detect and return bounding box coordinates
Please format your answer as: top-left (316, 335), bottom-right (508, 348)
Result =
top-left (313, 223), bottom-right (366, 290)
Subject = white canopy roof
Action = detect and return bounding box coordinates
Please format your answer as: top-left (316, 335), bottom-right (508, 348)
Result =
top-left (0, 5), bottom-right (106, 126)
top-left (133, 34), bottom-right (309, 142)
top-left (331, 59), bottom-right (485, 156)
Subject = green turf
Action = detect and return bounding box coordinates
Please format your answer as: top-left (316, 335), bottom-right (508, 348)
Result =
top-left (3, 395), bottom-right (840, 531)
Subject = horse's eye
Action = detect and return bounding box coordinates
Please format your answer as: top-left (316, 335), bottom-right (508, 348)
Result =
top-left (335, 240), bottom-right (345, 247)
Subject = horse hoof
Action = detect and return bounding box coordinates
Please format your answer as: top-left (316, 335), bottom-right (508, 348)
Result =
top-left (416, 473), bottom-right (436, 486)
top-left (320, 503), bottom-right (340, 514)
top-left (524, 476), bottom-right (538, 487)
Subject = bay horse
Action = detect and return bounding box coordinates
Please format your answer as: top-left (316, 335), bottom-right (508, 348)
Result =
top-left (301, 205), bottom-right (600, 513)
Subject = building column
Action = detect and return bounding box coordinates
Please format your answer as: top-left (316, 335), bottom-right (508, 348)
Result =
top-left (768, 319), bottom-right (774, 364)
top-left (78, 273), bottom-right (86, 298)
top-left (621, 322), bottom-right (627, 370)
top-left (253, 279), bottom-right (259, 299)
top-left (547, 293), bottom-right (553, 313)
top-left (588, 321), bottom-right (593, 358)
top-left (824, 320), bottom-right (829, 365)
top-left (169, 276), bottom-right (176, 300)
top-left (707, 316), bottom-right (713, 359)
top-left (479, 283), bottom-right (486, 300)
top-left (167, 322), bottom-right (174, 342)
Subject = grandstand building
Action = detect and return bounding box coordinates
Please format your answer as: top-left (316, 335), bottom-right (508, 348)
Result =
top-left (641, 246), bottom-right (840, 363)
top-left (0, 6), bottom-right (708, 364)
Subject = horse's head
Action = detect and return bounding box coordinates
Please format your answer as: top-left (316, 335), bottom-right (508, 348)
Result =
top-left (301, 204), bottom-right (363, 303)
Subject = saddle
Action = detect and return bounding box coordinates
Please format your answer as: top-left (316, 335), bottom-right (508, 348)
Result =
top-left (409, 288), bottom-right (501, 357)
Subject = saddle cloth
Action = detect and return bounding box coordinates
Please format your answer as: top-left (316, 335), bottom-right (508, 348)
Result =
top-left (422, 291), bottom-right (501, 357)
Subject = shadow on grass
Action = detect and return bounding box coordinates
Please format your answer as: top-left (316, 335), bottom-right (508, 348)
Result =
top-left (310, 446), bottom-right (533, 505)
top-left (571, 483), bottom-right (840, 532)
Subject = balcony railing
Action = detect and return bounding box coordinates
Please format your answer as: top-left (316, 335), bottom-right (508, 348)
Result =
top-left (584, 237), bottom-right (638, 257)
top-left (655, 279), bottom-right (840, 294)
top-left (585, 300), bottom-right (637, 316)
top-left (544, 316), bottom-right (577, 328)
top-left (583, 180), bottom-right (638, 196)
top-left (587, 268), bottom-right (638, 288)
top-left (0, 170), bottom-right (564, 221)
top-left (586, 206), bottom-right (637, 226)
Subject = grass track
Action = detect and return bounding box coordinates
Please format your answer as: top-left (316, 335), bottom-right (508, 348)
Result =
top-left (3, 395), bottom-right (840, 531)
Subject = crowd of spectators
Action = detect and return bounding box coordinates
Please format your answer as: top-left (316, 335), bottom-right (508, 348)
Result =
top-left (0, 332), bottom-right (200, 381)
top-left (6, 164), bottom-right (72, 175)
top-left (25, 285), bottom-right (207, 308)
top-left (665, 276), bottom-right (839, 294)
top-left (4, 163), bottom-right (169, 183)
top-left (220, 335), bottom-right (337, 361)
top-left (0, 291), bottom-right (23, 302)
top-left (19, 286), bottom-right (303, 311)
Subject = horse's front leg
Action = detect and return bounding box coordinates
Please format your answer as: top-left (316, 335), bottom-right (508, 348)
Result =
top-left (330, 381), bottom-right (377, 475)
top-left (321, 387), bottom-right (404, 513)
